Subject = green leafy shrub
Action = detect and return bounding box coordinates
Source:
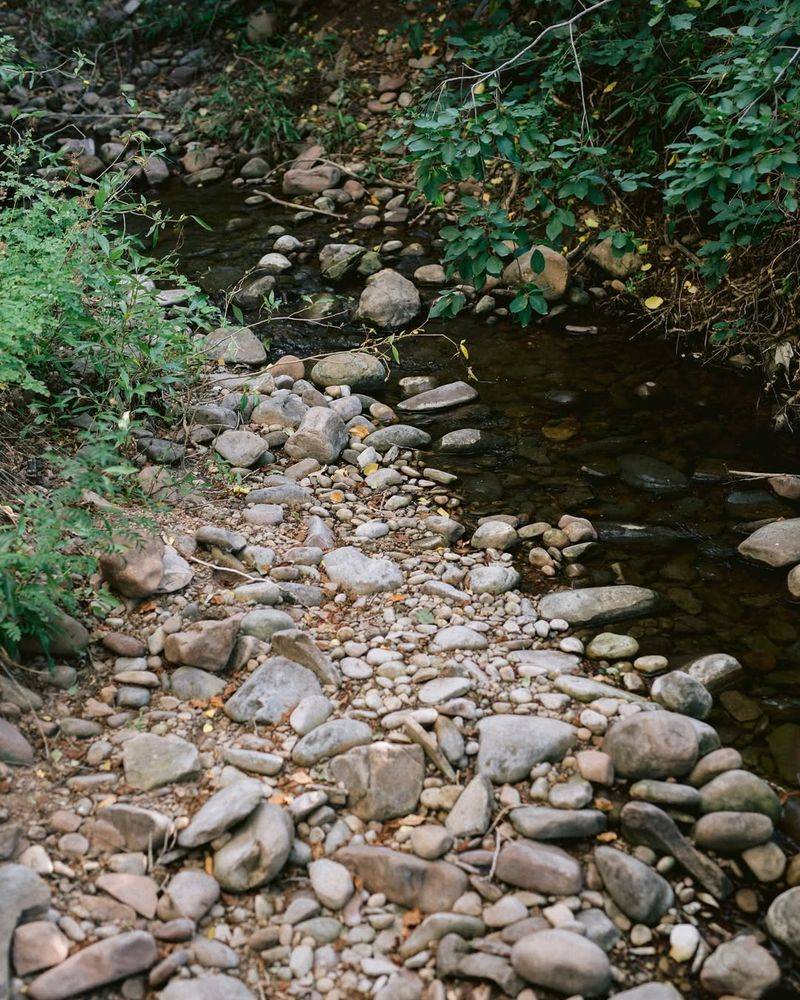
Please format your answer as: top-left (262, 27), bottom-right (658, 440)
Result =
top-left (0, 42), bottom-right (216, 656)
top-left (388, 0), bottom-right (799, 324)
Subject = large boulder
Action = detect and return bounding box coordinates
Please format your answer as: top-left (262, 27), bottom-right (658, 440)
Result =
top-left (502, 245), bottom-right (569, 302)
top-left (200, 327), bottom-right (266, 366)
top-left (356, 269), bottom-right (421, 328)
top-left (587, 236), bottom-right (642, 279)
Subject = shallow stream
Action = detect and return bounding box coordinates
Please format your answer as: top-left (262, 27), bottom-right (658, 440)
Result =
top-left (154, 179), bottom-right (800, 793)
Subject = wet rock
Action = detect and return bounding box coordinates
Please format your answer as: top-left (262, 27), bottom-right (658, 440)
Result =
top-left (699, 770), bottom-right (781, 822)
top-left (224, 657), bottom-right (322, 723)
top-left (364, 425), bottom-right (431, 451)
top-left (693, 811), bottom-right (773, 852)
top-left (621, 801), bottom-right (732, 899)
top-left (292, 718), bottom-right (372, 765)
top-left (700, 935), bottom-right (781, 998)
top-left (604, 711), bottom-right (699, 779)
top-left (159, 974), bottom-right (255, 999)
top-left (0, 718), bottom-right (34, 765)
top-left (27, 931), bottom-right (156, 1000)
top-left (0, 864), bottom-right (51, 997)
top-left (356, 268), bottom-right (420, 328)
top-left (684, 652), bottom-right (743, 692)
top-left (538, 584), bottom-right (658, 625)
top-left (334, 845), bottom-right (468, 911)
top-left (200, 327), bottom-right (267, 366)
top-left (496, 839), bottom-right (583, 894)
top-left (179, 779), bottom-right (264, 848)
top-left (595, 845), bottom-right (673, 925)
top-left (213, 429), bottom-right (269, 468)
top-left (164, 618), bottom-right (240, 672)
top-left (445, 774), bottom-right (494, 838)
top-left (510, 806), bottom-right (606, 840)
top-left (502, 246), bottom-right (569, 302)
top-left (213, 803), bottom-right (293, 892)
top-left (618, 454), bottom-right (688, 494)
top-left (123, 733), bottom-right (201, 790)
top-left (100, 532), bottom-right (164, 598)
top-left (157, 870), bottom-right (220, 922)
top-left (739, 518), bottom-right (800, 567)
top-left (397, 381), bottom-right (478, 413)
top-left (319, 243), bottom-right (365, 280)
top-left (511, 928), bottom-right (611, 996)
top-left (285, 406), bottom-right (348, 464)
top-left (478, 715), bottom-right (577, 782)
top-left (328, 742), bottom-right (424, 820)
top-left (322, 546), bottom-right (402, 595)
top-left (651, 670), bottom-right (713, 719)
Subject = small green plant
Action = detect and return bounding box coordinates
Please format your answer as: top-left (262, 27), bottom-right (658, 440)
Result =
top-left (0, 38), bottom-right (217, 655)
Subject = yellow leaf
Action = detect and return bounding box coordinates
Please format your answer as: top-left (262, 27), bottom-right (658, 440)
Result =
top-left (603, 81), bottom-right (618, 93)
top-left (363, 462), bottom-right (379, 475)
top-left (459, 340), bottom-right (469, 359)
top-left (473, 82), bottom-right (485, 96)
top-left (202, 722), bottom-right (213, 733)
top-left (584, 213), bottom-right (599, 229)
top-left (640, 262), bottom-right (652, 271)
top-left (644, 296), bottom-right (664, 310)
top-left (329, 490), bottom-right (344, 503)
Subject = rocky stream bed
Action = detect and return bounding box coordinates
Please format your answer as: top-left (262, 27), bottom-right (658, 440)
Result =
top-left (4, 13), bottom-right (800, 999)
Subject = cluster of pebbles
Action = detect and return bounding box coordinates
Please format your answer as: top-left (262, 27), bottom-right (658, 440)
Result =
top-left (2, 339), bottom-right (799, 1000)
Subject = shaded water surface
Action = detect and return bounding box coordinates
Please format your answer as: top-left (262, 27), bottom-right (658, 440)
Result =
top-left (154, 180), bottom-right (800, 788)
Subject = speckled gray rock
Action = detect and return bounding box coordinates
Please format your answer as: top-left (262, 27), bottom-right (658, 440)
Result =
top-left (685, 653), bottom-right (743, 692)
top-left (213, 429), bottom-right (269, 468)
top-left (397, 381), bottom-right (478, 413)
top-left (356, 268), bottom-right (420, 328)
top-left (468, 564), bottom-right (521, 595)
top-left (364, 425), bottom-right (431, 451)
top-left (159, 974), bottom-right (255, 999)
top-left (478, 715), bottom-right (577, 783)
top-left (738, 518), bottom-right (800, 567)
top-left (27, 931), bottom-right (157, 1000)
top-left (693, 811), bottom-right (773, 852)
top-left (0, 864), bottom-right (51, 998)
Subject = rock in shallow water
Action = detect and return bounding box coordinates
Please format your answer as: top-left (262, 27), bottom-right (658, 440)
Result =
top-left (538, 585), bottom-right (659, 626)
top-left (738, 517), bottom-right (800, 567)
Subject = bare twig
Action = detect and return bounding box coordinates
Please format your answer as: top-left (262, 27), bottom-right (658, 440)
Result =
top-left (252, 189), bottom-right (345, 220)
top-left (188, 555), bottom-right (261, 582)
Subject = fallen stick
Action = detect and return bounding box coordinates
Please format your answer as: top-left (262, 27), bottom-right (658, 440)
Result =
top-left (253, 189), bottom-right (346, 220)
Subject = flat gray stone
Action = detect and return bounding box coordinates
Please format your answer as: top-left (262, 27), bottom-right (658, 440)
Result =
top-left (123, 733), bottom-right (201, 790)
top-left (511, 929), bottom-right (611, 997)
top-left (739, 518), bottom-right (800, 567)
top-left (595, 845), bottom-right (673, 925)
top-left (604, 712), bottom-right (699, 780)
top-left (538, 585), bottom-right (658, 626)
top-left (322, 546), bottom-right (402, 596)
top-left (510, 806), bottom-right (606, 840)
top-left (328, 742), bottom-right (424, 821)
top-left (398, 381), bottom-right (478, 413)
top-left (292, 719), bottom-right (372, 765)
top-left (213, 803), bottom-right (293, 892)
top-left (159, 974), bottom-right (255, 999)
top-left (178, 779), bottom-right (264, 848)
